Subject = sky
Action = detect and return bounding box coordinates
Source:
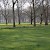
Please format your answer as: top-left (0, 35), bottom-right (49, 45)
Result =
top-left (23, 2), bottom-right (30, 9)
top-left (0, 0), bottom-right (49, 9)
top-left (0, 0), bottom-right (31, 9)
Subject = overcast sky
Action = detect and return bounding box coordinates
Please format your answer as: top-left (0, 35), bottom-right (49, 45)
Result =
top-left (0, 0), bottom-right (32, 9)
top-left (0, 0), bottom-right (50, 9)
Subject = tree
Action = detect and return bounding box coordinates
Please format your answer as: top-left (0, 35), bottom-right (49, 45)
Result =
top-left (40, 14), bottom-right (43, 24)
top-left (2, 0), bottom-right (9, 25)
top-left (32, 0), bottom-right (36, 26)
top-left (39, 0), bottom-right (44, 25)
top-left (17, 0), bottom-right (20, 24)
top-left (30, 2), bottom-right (33, 25)
top-left (42, 0), bottom-right (48, 25)
top-left (45, 0), bottom-right (48, 25)
top-left (12, 0), bottom-right (17, 27)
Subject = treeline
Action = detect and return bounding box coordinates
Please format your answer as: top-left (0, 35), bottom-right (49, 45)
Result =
top-left (0, 0), bottom-right (50, 27)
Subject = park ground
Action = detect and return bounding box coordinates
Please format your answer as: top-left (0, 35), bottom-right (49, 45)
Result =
top-left (0, 23), bottom-right (50, 50)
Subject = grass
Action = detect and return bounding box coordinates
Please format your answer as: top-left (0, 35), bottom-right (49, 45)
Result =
top-left (0, 24), bottom-right (50, 50)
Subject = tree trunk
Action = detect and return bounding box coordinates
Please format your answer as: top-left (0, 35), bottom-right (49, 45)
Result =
top-left (6, 18), bottom-right (8, 25)
top-left (4, 7), bottom-right (7, 25)
top-left (30, 3), bottom-right (33, 25)
top-left (13, 3), bottom-right (15, 27)
top-left (18, 14), bottom-right (20, 24)
top-left (18, 7), bottom-right (20, 24)
top-left (32, 0), bottom-right (36, 26)
top-left (45, 0), bottom-right (48, 25)
top-left (45, 18), bottom-right (48, 25)
top-left (30, 10), bottom-right (32, 25)
top-left (17, 0), bottom-right (20, 25)
top-left (30, 5), bottom-right (32, 25)
top-left (40, 14), bottom-right (43, 24)
top-left (42, 0), bottom-right (48, 25)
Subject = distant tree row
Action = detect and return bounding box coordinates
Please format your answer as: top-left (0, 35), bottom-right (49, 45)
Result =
top-left (0, 0), bottom-right (50, 27)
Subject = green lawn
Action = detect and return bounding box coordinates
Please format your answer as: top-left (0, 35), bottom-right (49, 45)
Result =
top-left (0, 25), bottom-right (50, 50)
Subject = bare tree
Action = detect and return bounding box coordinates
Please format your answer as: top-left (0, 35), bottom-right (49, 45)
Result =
top-left (45, 0), bottom-right (48, 25)
top-left (32, 0), bottom-right (36, 26)
top-left (39, 0), bottom-right (43, 25)
top-left (28, 3), bottom-right (33, 25)
top-left (42, 0), bottom-right (49, 25)
top-left (2, 0), bottom-right (9, 25)
top-left (17, 0), bottom-right (20, 24)
top-left (12, 0), bottom-right (17, 27)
